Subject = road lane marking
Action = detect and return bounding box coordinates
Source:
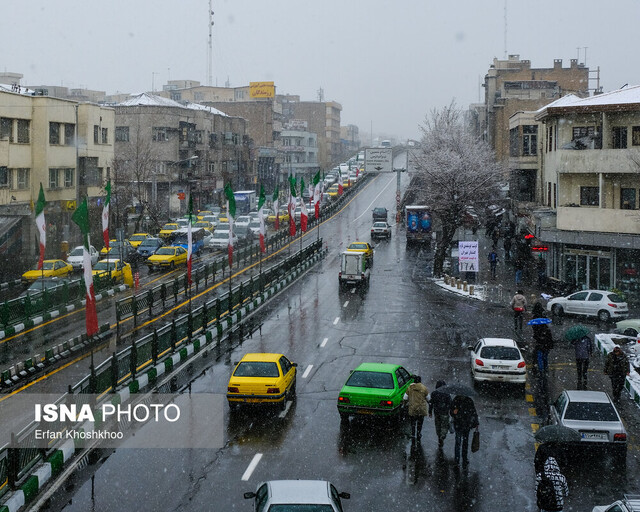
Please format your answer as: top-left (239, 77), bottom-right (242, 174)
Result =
top-left (353, 175), bottom-right (396, 221)
top-left (320, 337), bottom-right (328, 347)
top-left (333, 317), bottom-right (339, 325)
top-left (350, 287), bottom-right (356, 294)
top-left (241, 453), bottom-right (263, 481)
top-left (343, 301), bottom-right (349, 307)
top-left (525, 394), bottom-right (534, 402)
top-left (531, 423), bottom-right (540, 433)
top-left (302, 365), bottom-right (313, 378)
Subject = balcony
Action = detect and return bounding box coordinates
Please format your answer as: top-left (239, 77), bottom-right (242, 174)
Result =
top-left (547, 149), bottom-right (635, 174)
top-left (557, 206), bottom-right (640, 234)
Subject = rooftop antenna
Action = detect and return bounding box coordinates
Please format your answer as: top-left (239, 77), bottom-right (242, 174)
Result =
top-left (317, 87), bottom-right (324, 102)
top-left (208, 1), bottom-right (214, 86)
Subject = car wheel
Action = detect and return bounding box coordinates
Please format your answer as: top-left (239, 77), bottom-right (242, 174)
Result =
top-left (551, 304), bottom-right (564, 316)
top-left (598, 310), bottom-right (611, 323)
top-left (623, 328), bottom-right (638, 337)
top-left (279, 396), bottom-right (287, 411)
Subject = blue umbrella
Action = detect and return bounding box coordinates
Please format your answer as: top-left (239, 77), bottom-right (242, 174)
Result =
top-left (528, 317), bottom-right (552, 325)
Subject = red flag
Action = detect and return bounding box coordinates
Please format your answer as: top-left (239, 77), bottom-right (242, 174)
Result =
top-left (338, 171), bottom-right (344, 195)
top-left (258, 185), bottom-right (266, 253)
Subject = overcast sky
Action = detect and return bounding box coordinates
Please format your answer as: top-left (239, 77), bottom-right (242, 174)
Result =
top-left (3, 0), bottom-right (639, 141)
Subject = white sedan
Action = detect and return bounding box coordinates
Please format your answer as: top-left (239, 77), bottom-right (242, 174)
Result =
top-left (244, 480), bottom-right (350, 511)
top-left (547, 289), bottom-right (628, 322)
top-left (468, 338), bottom-right (526, 389)
top-left (67, 245), bottom-right (99, 270)
top-left (209, 230), bottom-right (238, 250)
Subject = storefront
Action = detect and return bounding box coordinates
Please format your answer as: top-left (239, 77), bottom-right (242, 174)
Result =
top-left (616, 248), bottom-right (640, 305)
top-left (562, 247), bottom-right (612, 291)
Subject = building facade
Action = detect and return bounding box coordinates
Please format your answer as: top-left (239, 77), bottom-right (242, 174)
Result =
top-left (279, 120), bottom-right (319, 182)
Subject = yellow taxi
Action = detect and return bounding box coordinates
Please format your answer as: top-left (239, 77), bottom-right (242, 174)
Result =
top-left (100, 239), bottom-right (118, 255)
top-left (327, 184), bottom-right (340, 197)
top-left (91, 259), bottom-right (131, 285)
top-left (146, 246), bottom-right (188, 271)
top-left (196, 210), bottom-right (213, 221)
top-left (22, 259), bottom-right (73, 283)
top-left (266, 209), bottom-right (290, 224)
top-left (226, 353), bottom-right (297, 410)
top-left (217, 212), bottom-right (228, 223)
top-left (346, 241), bottom-right (374, 260)
top-left (194, 221), bottom-right (213, 233)
top-left (128, 233), bottom-right (150, 248)
top-left (158, 223), bottom-right (179, 241)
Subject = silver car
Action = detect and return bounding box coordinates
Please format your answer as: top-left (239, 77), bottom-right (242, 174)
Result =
top-left (244, 480), bottom-right (350, 511)
top-left (550, 390), bottom-right (627, 459)
top-left (546, 289), bottom-right (628, 322)
top-left (67, 245), bottom-right (99, 270)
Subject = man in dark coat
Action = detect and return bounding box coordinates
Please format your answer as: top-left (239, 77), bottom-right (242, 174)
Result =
top-left (449, 395), bottom-right (479, 466)
top-left (604, 345), bottom-right (630, 401)
top-left (572, 335), bottom-right (593, 390)
top-left (428, 380), bottom-right (451, 448)
top-left (533, 323), bottom-right (554, 373)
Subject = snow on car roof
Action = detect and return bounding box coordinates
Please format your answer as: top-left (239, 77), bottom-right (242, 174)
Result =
top-left (265, 480), bottom-right (331, 503)
top-left (480, 338), bottom-right (517, 347)
top-left (564, 390), bottom-right (611, 403)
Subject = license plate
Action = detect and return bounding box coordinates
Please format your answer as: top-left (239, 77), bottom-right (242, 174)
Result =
top-left (357, 410), bottom-right (374, 415)
top-left (581, 432), bottom-right (607, 440)
top-left (492, 365), bottom-right (509, 370)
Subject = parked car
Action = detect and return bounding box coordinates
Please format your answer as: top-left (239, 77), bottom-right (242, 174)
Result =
top-left (22, 259), bottom-right (73, 283)
top-left (547, 290), bottom-right (629, 322)
top-left (227, 353), bottom-right (297, 410)
top-left (616, 318), bottom-right (640, 337)
top-left (372, 207), bottom-right (388, 222)
top-left (234, 224), bottom-right (252, 242)
top-left (592, 494), bottom-right (640, 512)
top-left (136, 237), bottom-right (164, 259)
top-left (67, 245), bottom-right (99, 271)
top-left (244, 480), bottom-right (350, 511)
top-left (337, 362), bottom-right (414, 420)
top-left (468, 338), bottom-right (526, 390)
top-left (370, 221), bottom-right (391, 240)
top-left (549, 390), bottom-right (627, 460)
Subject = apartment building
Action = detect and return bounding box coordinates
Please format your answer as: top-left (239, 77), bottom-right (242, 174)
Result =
top-left (531, 86), bottom-right (640, 303)
top-left (278, 120), bottom-right (319, 183)
top-left (0, 87), bottom-right (113, 274)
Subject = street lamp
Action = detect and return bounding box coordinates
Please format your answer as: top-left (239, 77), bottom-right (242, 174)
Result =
top-left (166, 156), bottom-right (198, 217)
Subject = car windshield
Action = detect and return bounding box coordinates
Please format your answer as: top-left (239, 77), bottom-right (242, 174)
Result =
top-left (349, 244), bottom-right (368, 250)
top-left (94, 261), bottom-right (116, 271)
top-left (233, 362), bottom-right (279, 378)
top-left (140, 239), bottom-right (159, 247)
top-left (69, 247), bottom-right (83, 256)
top-left (345, 370), bottom-right (394, 389)
top-left (268, 506), bottom-right (333, 512)
top-left (564, 402), bottom-right (619, 422)
top-left (213, 232), bottom-right (228, 239)
top-left (130, 234), bottom-right (147, 241)
top-left (373, 223), bottom-right (387, 228)
top-left (155, 248), bottom-right (175, 256)
top-left (36, 261), bottom-right (55, 270)
top-left (480, 346), bottom-right (521, 360)
top-left (162, 224), bottom-right (176, 230)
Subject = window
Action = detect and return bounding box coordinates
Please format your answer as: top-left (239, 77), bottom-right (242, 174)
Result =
top-left (101, 127), bottom-right (108, 144)
top-left (64, 123), bottom-right (75, 146)
top-left (572, 126), bottom-right (594, 140)
top-left (49, 122), bottom-right (61, 145)
top-left (94, 125), bottom-right (99, 144)
top-left (0, 118), bottom-right (12, 141)
top-left (64, 168), bottom-right (74, 188)
top-left (587, 292), bottom-right (603, 301)
top-left (621, 188), bottom-right (636, 209)
top-left (547, 125), bottom-right (554, 152)
top-left (633, 126), bottom-right (640, 146)
top-left (115, 126), bottom-right (130, 142)
top-left (49, 168), bottom-right (59, 189)
top-left (16, 168), bottom-right (29, 189)
top-left (17, 119), bottom-right (29, 143)
top-left (580, 186), bottom-right (599, 206)
top-left (153, 127), bottom-right (168, 142)
top-left (522, 125), bottom-right (537, 156)
top-left (0, 167), bottom-right (8, 188)
top-left (612, 126), bottom-right (627, 149)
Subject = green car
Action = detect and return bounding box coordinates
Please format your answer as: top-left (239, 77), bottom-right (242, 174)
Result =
top-left (337, 362), bottom-right (414, 420)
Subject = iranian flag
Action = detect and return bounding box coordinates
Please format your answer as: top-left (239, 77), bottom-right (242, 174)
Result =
top-left (187, 195), bottom-right (193, 285)
top-left (287, 175), bottom-right (297, 236)
top-left (337, 170), bottom-right (344, 196)
top-left (224, 183), bottom-right (236, 267)
top-left (312, 171), bottom-right (321, 219)
top-left (71, 198), bottom-right (99, 337)
top-left (102, 180), bottom-right (111, 249)
top-left (299, 177), bottom-right (308, 232)
top-left (34, 183), bottom-right (46, 270)
top-left (272, 187), bottom-right (279, 230)
top-left (257, 185), bottom-right (266, 253)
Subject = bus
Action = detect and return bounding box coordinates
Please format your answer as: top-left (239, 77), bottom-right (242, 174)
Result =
top-left (170, 227), bottom-right (206, 255)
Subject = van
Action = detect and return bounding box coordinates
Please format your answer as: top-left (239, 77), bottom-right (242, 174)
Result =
top-left (339, 251), bottom-right (370, 290)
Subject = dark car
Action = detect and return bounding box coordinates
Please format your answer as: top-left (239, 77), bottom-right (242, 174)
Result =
top-left (103, 241), bottom-right (137, 263)
top-left (136, 237), bottom-right (164, 259)
top-left (372, 207), bottom-right (388, 222)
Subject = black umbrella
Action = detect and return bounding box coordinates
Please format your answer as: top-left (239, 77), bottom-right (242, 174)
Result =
top-left (436, 384), bottom-right (477, 397)
top-left (534, 425), bottom-right (581, 443)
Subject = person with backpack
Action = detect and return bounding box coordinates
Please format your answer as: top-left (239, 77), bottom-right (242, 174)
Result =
top-left (487, 249), bottom-right (498, 279)
top-left (604, 345), bottom-right (630, 402)
top-left (536, 456), bottom-right (569, 511)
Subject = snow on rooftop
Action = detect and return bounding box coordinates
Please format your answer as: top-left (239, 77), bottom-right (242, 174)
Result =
top-left (0, 83), bottom-right (37, 95)
top-left (537, 85), bottom-right (640, 117)
top-left (118, 92), bottom-right (184, 107)
top-left (183, 101), bottom-right (228, 117)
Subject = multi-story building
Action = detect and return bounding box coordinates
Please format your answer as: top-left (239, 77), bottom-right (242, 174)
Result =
top-left (340, 124), bottom-right (361, 161)
top-left (0, 86), bottom-right (113, 275)
top-left (278, 120), bottom-right (319, 183)
top-left (115, 93), bottom-right (250, 218)
top-left (529, 86), bottom-right (640, 303)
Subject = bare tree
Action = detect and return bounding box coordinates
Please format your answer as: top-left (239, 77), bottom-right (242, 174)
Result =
top-left (407, 102), bottom-right (504, 276)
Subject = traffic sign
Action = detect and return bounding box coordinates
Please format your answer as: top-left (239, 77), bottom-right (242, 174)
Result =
top-left (365, 148), bottom-right (393, 174)
top-left (177, 192), bottom-right (186, 200)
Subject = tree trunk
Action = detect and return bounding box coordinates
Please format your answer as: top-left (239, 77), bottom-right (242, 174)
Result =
top-left (433, 221), bottom-right (459, 277)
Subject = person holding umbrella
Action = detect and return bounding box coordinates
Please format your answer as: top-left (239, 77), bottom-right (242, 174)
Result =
top-left (449, 394), bottom-right (479, 466)
top-left (604, 345), bottom-right (630, 402)
top-left (428, 380), bottom-right (452, 448)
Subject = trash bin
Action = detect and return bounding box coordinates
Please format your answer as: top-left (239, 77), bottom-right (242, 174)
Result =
top-left (61, 241), bottom-right (69, 261)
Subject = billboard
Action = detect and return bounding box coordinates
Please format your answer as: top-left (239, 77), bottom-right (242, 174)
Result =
top-left (458, 241), bottom-right (479, 273)
top-left (250, 82), bottom-right (275, 98)
top-left (364, 148), bottom-right (393, 173)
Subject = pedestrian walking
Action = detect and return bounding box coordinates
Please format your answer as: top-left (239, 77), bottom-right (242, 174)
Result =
top-left (503, 236), bottom-right (512, 263)
top-left (515, 257), bottom-right (524, 285)
top-left (487, 249), bottom-right (498, 279)
top-left (428, 380), bottom-right (452, 448)
top-left (604, 345), bottom-right (630, 401)
top-left (406, 376), bottom-right (429, 441)
top-left (449, 395), bottom-right (479, 466)
top-left (510, 290), bottom-right (527, 335)
top-left (572, 335), bottom-right (593, 390)
top-left (533, 322), bottom-right (554, 374)
top-left (536, 456), bottom-right (569, 512)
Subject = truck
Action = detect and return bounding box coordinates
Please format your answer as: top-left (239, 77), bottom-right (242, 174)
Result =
top-left (405, 205), bottom-right (432, 246)
top-left (338, 251), bottom-right (370, 290)
top-left (233, 190), bottom-right (257, 215)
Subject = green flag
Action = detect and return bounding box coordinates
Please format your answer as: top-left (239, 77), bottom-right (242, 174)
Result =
top-left (258, 185), bottom-right (266, 211)
top-left (313, 171), bottom-right (320, 186)
top-left (224, 183), bottom-right (236, 219)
